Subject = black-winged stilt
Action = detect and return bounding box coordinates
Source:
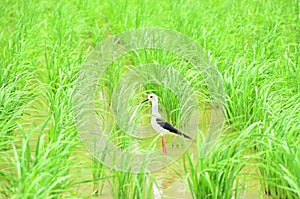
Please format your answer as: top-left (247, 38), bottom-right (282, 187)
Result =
top-left (142, 93), bottom-right (192, 154)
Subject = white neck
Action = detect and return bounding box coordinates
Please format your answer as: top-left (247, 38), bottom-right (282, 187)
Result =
top-left (151, 100), bottom-right (160, 117)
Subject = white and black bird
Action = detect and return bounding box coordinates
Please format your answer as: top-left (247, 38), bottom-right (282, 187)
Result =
top-left (142, 93), bottom-right (192, 154)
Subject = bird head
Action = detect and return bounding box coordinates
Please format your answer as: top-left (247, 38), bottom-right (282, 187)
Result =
top-left (142, 93), bottom-right (158, 103)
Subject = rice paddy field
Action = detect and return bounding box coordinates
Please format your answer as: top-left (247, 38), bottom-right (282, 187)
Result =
top-left (0, 0), bottom-right (299, 198)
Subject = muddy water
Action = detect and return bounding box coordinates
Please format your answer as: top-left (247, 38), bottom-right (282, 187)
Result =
top-left (66, 141), bottom-right (273, 199)
top-left (11, 100), bottom-right (273, 199)
top-left (68, 144), bottom-right (193, 199)
top-left (5, 127), bottom-right (272, 198)
top-left (152, 168), bottom-right (193, 199)
top-left (150, 147), bottom-right (273, 199)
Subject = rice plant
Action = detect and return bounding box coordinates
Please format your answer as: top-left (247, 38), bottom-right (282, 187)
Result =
top-left (0, 0), bottom-right (299, 198)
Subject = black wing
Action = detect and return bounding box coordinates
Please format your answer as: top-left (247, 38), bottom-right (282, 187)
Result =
top-left (156, 118), bottom-right (192, 139)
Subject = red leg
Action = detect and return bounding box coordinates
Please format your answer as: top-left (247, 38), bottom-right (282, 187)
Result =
top-left (162, 136), bottom-right (167, 154)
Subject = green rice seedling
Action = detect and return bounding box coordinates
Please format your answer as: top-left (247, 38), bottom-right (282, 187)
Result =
top-left (132, 173), bottom-right (154, 199)
top-left (0, 146), bottom-right (14, 198)
top-left (0, 119), bottom-right (78, 198)
top-left (0, 76), bottom-right (33, 150)
top-left (91, 157), bottom-right (107, 196)
top-left (257, 138), bottom-right (300, 199)
top-left (1, 0), bottom-right (300, 198)
top-left (183, 127), bottom-right (257, 199)
top-left (278, 143), bottom-right (300, 198)
top-left (109, 167), bottom-right (154, 199)
top-left (0, 0), bottom-right (39, 149)
top-left (256, 92), bottom-right (300, 198)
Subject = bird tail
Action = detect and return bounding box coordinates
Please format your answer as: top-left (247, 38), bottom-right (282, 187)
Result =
top-left (178, 131), bottom-right (193, 140)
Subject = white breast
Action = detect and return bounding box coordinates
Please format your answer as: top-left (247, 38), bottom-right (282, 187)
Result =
top-left (151, 117), bottom-right (169, 135)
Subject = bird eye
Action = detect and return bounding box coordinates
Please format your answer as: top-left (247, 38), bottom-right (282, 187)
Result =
top-left (150, 96), bottom-right (153, 98)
